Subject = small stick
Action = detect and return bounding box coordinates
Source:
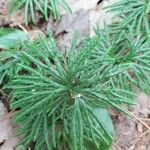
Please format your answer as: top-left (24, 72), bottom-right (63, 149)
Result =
top-left (132, 113), bottom-right (150, 130)
top-left (113, 143), bottom-right (122, 150)
top-left (123, 108), bottom-right (150, 130)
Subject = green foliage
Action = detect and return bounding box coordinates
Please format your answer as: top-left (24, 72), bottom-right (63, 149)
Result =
top-left (0, 28), bottom-right (28, 85)
top-left (1, 0), bottom-right (150, 150)
top-left (9, 0), bottom-right (71, 24)
top-left (1, 30), bottom-right (136, 149)
top-left (0, 35), bottom-right (49, 86)
top-left (90, 25), bottom-right (150, 94)
top-left (0, 28), bottom-right (28, 49)
top-left (106, 0), bottom-right (150, 38)
top-left (4, 33), bottom-right (120, 149)
top-left (104, 0), bottom-right (150, 93)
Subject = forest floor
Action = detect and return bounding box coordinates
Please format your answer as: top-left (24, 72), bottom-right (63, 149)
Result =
top-left (0, 0), bottom-right (150, 150)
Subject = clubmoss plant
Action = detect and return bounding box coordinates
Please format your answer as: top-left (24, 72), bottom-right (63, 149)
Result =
top-left (1, 29), bottom-right (135, 149)
top-left (4, 32), bottom-right (117, 149)
top-left (9, 0), bottom-right (71, 24)
top-left (104, 0), bottom-right (150, 93)
top-left (106, 0), bottom-right (150, 38)
top-left (1, 0), bottom-right (150, 149)
top-left (90, 25), bottom-right (150, 94)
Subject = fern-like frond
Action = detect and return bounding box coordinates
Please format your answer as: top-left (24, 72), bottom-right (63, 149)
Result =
top-left (0, 37), bottom-right (52, 86)
top-left (91, 26), bottom-right (150, 94)
top-left (9, 0), bottom-right (71, 24)
top-left (106, 0), bottom-right (150, 38)
top-left (3, 32), bottom-right (136, 149)
top-left (1, 1), bottom-right (150, 149)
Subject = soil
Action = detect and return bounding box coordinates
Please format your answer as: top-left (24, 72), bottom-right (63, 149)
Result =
top-left (111, 88), bottom-right (150, 150)
top-left (0, 0), bottom-right (150, 150)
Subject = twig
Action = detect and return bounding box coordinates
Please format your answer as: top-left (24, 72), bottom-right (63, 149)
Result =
top-left (18, 24), bottom-right (28, 33)
top-left (113, 143), bottom-right (122, 150)
top-left (139, 118), bottom-right (150, 122)
top-left (132, 129), bottom-right (150, 147)
top-left (132, 113), bottom-right (150, 130)
top-left (123, 108), bottom-right (150, 130)
top-left (139, 129), bottom-right (150, 138)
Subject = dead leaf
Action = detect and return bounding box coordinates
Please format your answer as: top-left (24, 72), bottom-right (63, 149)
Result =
top-left (60, 0), bottom-right (100, 14)
top-left (0, 101), bottom-right (20, 150)
top-left (90, 0), bottom-right (115, 36)
top-left (54, 9), bottom-right (90, 49)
